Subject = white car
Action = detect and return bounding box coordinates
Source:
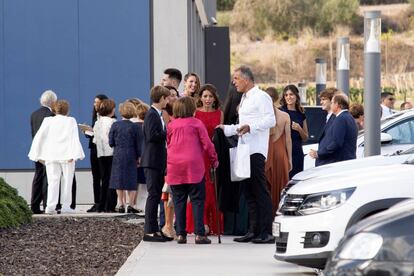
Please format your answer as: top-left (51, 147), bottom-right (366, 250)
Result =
top-left (273, 157), bottom-right (414, 269)
top-left (303, 109), bottom-right (414, 170)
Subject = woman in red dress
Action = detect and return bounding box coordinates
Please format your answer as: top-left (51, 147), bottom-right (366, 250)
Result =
top-left (186, 84), bottom-right (224, 235)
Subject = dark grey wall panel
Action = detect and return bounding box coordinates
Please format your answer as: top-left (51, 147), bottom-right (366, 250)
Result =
top-left (205, 26), bottom-right (230, 101)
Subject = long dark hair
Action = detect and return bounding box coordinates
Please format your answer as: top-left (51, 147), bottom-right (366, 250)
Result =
top-left (164, 85), bottom-right (179, 116)
top-left (197, 84), bottom-right (221, 109)
top-left (92, 94), bottom-right (108, 124)
top-left (280, 84), bottom-right (304, 113)
top-left (223, 82), bottom-right (242, 124)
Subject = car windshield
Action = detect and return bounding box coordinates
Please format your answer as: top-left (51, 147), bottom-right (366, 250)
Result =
top-left (357, 111), bottom-right (406, 138)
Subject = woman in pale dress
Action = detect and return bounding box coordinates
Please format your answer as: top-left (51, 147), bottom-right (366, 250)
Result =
top-left (265, 87), bottom-right (292, 214)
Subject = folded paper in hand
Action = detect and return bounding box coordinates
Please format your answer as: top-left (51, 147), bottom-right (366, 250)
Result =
top-left (78, 123), bottom-right (93, 132)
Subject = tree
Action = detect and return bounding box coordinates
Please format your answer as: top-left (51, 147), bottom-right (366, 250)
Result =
top-left (217, 0), bottom-right (237, 11)
top-left (230, 0), bottom-right (359, 38)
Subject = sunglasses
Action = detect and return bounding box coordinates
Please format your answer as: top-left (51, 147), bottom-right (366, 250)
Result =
top-left (388, 97), bottom-right (395, 101)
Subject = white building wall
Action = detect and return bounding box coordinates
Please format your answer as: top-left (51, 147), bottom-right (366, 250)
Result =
top-left (153, 0), bottom-right (189, 91)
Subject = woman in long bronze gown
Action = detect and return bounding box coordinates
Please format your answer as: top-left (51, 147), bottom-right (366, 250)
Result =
top-left (265, 87), bottom-right (292, 214)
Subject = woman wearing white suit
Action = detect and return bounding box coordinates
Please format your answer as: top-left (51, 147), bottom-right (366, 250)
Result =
top-left (28, 100), bottom-right (85, 214)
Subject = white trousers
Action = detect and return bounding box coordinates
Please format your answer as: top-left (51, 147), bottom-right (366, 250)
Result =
top-left (45, 161), bottom-right (75, 212)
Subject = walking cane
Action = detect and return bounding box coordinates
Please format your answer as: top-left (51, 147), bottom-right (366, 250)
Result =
top-left (210, 168), bottom-right (221, 244)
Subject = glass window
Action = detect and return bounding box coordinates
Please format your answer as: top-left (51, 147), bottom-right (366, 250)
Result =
top-left (385, 118), bottom-right (414, 144)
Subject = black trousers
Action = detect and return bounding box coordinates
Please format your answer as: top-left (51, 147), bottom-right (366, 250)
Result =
top-left (98, 156), bottom-right (116, 211)
top-left (90, 147), bottom-right (101, 205)
top-left (171, 179), bottom-right (206, 236)
top-left (243, 153), bottom-right (273, 237)
top-left (31, 161), bottom-right (48, 212)
top-left (144, 168), bottom-right (165, 234)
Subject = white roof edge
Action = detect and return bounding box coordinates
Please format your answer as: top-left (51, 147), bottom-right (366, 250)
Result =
top-left (195, 0), bottom-right (209, 27)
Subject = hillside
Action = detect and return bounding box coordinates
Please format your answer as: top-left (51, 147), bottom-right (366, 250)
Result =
top-left (222, 3), bottom-right (414, 94)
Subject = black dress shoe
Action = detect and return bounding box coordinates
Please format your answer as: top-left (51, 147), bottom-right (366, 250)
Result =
top-left (87, 205), bottom-right (98, 213)
top-left (127, 206), bottom-right (142, 214)
top-left (233, 232), bottom-right (257, 243)
top-left (195, 235), bottom-right (212, 244)
top-left (143, 232), bottom-right (167, 242)
top-left (177, 235), bottom-right (187, 244)
top-left (252, 234), bottom-right (276, 244)
top-left (32, 209), bottom-right (44, 214)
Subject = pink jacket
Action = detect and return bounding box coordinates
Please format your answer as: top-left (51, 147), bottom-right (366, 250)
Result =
top-left (166, 117), bottom-right (218, 185)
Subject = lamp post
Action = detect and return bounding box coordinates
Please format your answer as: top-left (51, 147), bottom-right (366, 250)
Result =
top-left (315, 58), bottom-right (327, 105)
top-left (364, 11), bottom-right (381, 157)
top-left (298, 82), bottom-right (307, 105)
top-left (337, 37), bottom-right (350, 95)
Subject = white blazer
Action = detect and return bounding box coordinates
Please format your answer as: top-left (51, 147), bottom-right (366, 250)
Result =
top-left (93, 116), bottom-right (116, 157)
top-left (28, 115), bottom-right (85, 162)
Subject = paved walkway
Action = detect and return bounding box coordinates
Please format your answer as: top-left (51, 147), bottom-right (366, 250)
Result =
top-left (34, 206), bottom-right (315, 275)
top-left (117, 236), bottom-right (315, 276)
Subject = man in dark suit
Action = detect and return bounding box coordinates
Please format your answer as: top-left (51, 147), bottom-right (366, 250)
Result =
top-left (310, 93), bottom-right (358, 164)
top-left (141, 85), bottom-right (172, 242)
top-left (30, 90), bottom-right (57, 214)
top-left (314, 88), bottom-right (337, 167)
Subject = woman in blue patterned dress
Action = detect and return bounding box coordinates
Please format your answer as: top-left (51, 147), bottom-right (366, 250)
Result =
top-left (109, 101), bottom-right (143, 213)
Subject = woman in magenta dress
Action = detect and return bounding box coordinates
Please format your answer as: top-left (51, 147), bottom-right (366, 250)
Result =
top-left (186, 84), bottom-right (224, 235)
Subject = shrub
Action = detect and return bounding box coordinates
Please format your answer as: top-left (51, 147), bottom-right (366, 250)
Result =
top-left (0, 177), bottom-right (32, 229)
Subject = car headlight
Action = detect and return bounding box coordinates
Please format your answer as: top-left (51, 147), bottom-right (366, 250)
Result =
top-left (338, 233), bottom-right (383, 260)
top-left (298, 187), bottom-right (355, 215)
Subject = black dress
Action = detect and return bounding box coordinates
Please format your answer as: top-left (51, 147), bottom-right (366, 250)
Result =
top-left (109, 120), bottom-right (142, 190)
top-left (280, 106), bottom-right (306, 179)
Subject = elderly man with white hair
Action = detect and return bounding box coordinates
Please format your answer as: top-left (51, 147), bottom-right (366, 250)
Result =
top-left (29, 90), bottom-right (57, 214)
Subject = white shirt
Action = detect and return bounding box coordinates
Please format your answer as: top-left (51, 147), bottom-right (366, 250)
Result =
top-left (151, 105), bottom-right (165, 129)
top-left (381, 104), bottom-right (393, 119)
top-left (335, 109), bottom-right (348, 117)
top-left (93, 116), bottom-right (116, 157)
top-left (326, 112), bottom-right (333, 122)
top-left (28, 115), bottom-right (85, 162)
top-left (223, 86), bottom-right (276, 158)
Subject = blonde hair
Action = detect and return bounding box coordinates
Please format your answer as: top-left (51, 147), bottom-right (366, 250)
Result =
top-left (136, 102), bottom-right (150, 120)
top-left (173, 97), bottom-right (196, 118)
top-left (53, 100), bottom-right (69, 115)
top-left (119, 102), bottom-right (136, 119)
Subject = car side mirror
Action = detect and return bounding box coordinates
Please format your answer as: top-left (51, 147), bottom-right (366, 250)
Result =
top-left (380, 132), bottom-right (393, 144)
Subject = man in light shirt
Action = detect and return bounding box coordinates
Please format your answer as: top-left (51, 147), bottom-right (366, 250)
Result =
top-left (380, 92), bottom-right (395, 119)
top-left (219, 65), bottom-right (276, 244)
